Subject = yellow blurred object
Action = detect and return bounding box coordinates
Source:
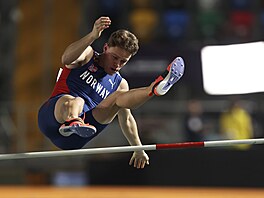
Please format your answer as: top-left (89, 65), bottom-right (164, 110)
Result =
top-left (129, 8), bottom-right (158, 43)
top-left (220, 104), bottom-right (253, 150)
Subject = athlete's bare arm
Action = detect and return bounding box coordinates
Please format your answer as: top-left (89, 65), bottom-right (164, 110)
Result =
top-left (117, 79), bottom-right (150, 168)
top-left (61, 16), bottom-right (111, 68)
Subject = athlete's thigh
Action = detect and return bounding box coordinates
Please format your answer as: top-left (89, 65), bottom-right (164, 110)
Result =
top-left (92, 90), bottom-right (124, 124)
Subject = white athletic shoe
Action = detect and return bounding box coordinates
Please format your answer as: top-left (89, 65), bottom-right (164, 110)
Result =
top-left (152, 57), bottom-right (185, 96)
top-left (59, 118), bottom-right (97, 138)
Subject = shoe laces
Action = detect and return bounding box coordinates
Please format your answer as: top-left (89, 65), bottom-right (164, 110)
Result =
top-left (64, 117), bottom-right (85, 127)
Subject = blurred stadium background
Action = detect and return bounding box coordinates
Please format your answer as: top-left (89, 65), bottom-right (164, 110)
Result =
top-left (1, 0), bottom-right (264, 190)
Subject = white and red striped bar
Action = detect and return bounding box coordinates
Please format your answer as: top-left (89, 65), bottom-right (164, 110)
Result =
top-left (0, 138), bottom-right (263, 160)
top-left (156, 138), bottom-right (264, 149)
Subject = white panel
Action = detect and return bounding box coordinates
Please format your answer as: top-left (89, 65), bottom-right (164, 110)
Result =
top-left (201, 42), bottom-right (264, 95)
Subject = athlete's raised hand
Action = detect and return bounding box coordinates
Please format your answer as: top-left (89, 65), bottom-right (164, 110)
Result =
top-left (129, 150), bottom-right (150, 169)
top-left (91, 16), bottom-right (111, 39)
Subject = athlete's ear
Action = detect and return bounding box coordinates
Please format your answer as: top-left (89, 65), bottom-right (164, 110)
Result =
top-left (103, 43), bottom-right (109, 52)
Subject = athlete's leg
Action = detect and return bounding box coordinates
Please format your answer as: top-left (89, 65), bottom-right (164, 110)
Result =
top-left (92, 82), bottom-right (156, 124)
top-left (54, 94), bottom-right (96, 137)
top-left (54, 95), bottom-right (85, 123)
top-left (93, 57), bottom-right (185, 124)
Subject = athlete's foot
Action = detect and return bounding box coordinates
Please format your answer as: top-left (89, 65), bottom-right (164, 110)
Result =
top-left (151, 57), bottom-right (185, 96)
top-left (59, 117), bottom-right (97, 138)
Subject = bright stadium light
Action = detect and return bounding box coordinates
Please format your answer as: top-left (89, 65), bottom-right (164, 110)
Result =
top-left (201, 41), bottom-right (264, 95)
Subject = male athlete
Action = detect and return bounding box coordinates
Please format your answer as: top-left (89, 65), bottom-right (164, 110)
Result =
top-left (38, 16), bottom-right (185, 169)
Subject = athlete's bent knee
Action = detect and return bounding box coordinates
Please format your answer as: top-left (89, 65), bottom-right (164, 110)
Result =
top-left (64, 97), bottom-right (84, 108)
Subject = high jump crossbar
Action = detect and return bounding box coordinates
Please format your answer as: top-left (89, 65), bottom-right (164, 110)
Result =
top-left (0, 138), bottom-right (263, 160)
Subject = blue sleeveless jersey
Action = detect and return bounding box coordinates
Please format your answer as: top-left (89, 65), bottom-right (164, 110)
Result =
top-left (51, 52), bottom-right (123, 111)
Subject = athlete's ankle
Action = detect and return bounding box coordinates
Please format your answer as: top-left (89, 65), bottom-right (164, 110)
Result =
top-left (148, 82), bottom-right (159, 97)
top-left (148, 83), bottom-right (161, 97)
top-left (64, 117), bottom-right (84, 124)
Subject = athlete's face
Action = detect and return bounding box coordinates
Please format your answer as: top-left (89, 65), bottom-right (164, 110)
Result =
top-left (101, 44), bottom-right (132, 75)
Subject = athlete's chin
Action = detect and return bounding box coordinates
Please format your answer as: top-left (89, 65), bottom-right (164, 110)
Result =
top-left (107, 69), bottom-right (118, 75)
top-left (105, 71), bottom-right (116, 75)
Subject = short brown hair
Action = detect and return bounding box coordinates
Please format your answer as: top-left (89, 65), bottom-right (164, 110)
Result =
top-left (107, 29), bottom-right (139, 56)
